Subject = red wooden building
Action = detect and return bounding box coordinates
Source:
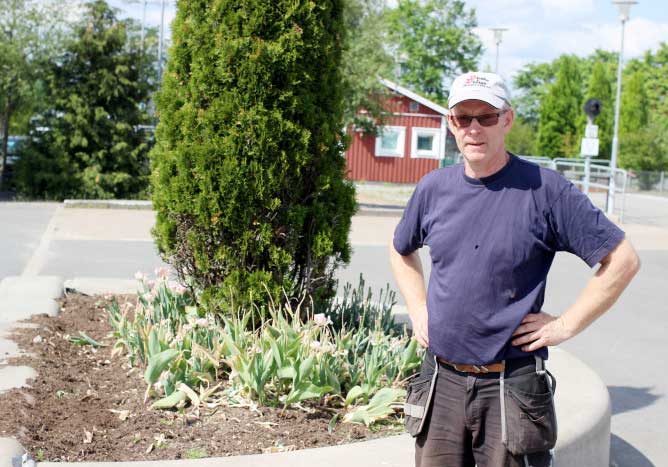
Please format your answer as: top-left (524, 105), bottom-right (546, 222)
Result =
top-left (345, 79), bottom-right (454, 184)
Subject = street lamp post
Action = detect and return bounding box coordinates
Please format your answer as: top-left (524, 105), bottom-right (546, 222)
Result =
top-left (157, 0), bottom-right (166, 85)
top-left (490, 28), bottom-right (508, 74)
top-left (608, 0), bottom-right (637, 216)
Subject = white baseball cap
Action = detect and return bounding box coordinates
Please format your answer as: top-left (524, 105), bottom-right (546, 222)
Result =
top-left (448, 72), bottom-right (511, 110)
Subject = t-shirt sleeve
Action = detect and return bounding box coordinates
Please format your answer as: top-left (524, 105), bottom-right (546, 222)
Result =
top-left (393, 184), bottom-right (427, 255)
top-left (547, 181), bottom-right (625, 267)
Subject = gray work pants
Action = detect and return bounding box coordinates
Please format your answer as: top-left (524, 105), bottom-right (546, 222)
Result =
top-left (415, 354), bottom-right (555, 467)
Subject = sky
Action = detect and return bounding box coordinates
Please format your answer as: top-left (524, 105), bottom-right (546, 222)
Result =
top-left (108, 0), bottom-right (668, 84)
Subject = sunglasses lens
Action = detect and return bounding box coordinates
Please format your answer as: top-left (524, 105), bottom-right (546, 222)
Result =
top-left (478, 114), bottom-right (500, 127)
top-left (451, 113), bottom-right (502, 128)
top-left (454, 116), bottom-right (473, 127)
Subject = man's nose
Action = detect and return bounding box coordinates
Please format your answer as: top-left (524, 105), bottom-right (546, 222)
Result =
top-left (468, 117), bottom-right (483, 132)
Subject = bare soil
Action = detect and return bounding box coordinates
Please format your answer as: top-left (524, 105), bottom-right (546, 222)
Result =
top-left (0, 294), bottom-right (402, 462)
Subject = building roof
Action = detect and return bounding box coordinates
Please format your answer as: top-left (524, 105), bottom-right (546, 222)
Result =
top-left (379, 78), bottom-right (449, 116)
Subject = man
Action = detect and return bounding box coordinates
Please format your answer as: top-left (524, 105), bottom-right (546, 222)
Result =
top-left (390, 72), bottom-right (640, 467)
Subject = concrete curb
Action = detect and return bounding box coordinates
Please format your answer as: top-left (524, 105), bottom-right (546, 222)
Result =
top-left (0, 276), bottom-right (65, 467)
top-left (0, 278), bottom-right (612, 467)
top-left (62, 199), bottom-right (406, 218)
top-left (64, 278), bottom-right (138, 296)
top-left (64, 200), bottom-right (153, 210)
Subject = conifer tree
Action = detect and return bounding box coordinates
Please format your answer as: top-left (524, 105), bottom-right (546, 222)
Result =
top-left (150, 1), bottom-right (356, 309)
top-left (536, 55), bottom-right (582, 158)
top-left (14, 0), bottom-right (154, 199)
top-left (620, 69), bottom-right (649, 136)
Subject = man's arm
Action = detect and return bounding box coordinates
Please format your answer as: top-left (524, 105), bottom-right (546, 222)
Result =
top-left (389, 243), bottom-right (429, 348)
top-left (512, 238), bottom-right (641, 351)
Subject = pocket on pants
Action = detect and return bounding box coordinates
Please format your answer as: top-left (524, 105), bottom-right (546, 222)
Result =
top-left (404, 355), bottom-right (438, 437)
top-left (502, 371), bottom-right (557, 455)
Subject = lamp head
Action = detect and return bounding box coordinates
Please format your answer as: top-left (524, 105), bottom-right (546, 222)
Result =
top-left (612, 0), bottom-right (637, 21)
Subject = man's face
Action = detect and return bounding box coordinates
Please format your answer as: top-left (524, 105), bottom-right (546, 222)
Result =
top-left (448, 100), bottom-right (514, 166)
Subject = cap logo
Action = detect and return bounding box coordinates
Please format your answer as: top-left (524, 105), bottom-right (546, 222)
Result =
top-left (463, 74), bottom-right (490, 89)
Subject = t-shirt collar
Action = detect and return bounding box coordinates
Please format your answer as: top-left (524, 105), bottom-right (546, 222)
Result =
top-left (462, 152), bottom-right (515, 186)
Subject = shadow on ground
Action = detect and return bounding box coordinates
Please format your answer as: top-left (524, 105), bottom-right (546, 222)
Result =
top-left (608, 386), bottom-right (662, 415)
top-left (610, 433), bottom-right (655, 467)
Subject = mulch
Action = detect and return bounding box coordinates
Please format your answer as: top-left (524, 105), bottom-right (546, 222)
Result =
top-left (0, 293), bottom-right (402, 462)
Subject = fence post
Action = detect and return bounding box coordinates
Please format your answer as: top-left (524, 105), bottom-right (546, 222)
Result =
top-left (660, 171), bottom-right (665, 192)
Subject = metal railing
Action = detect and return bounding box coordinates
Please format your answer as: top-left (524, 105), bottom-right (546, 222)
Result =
top-left (518, 156), bottom-right (628, 223)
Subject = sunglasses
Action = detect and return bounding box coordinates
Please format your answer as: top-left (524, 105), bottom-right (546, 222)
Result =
top-left (449, 110), bottom-right (508, 128)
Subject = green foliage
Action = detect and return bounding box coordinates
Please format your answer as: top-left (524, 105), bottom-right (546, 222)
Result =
top-left (619, 124), bottom-right (668, 174)
top-left (13, 0), bottom-right (155, 199)
top-left (0, 0), bottom-right (69, 188)
top-left (342, 0), bottom-right (394, 132)
top-left (107, 274), bottom-right (423, 427)
top-left (385, 0), bottom-right (482, 104)
top-left (151, 1), bottom-right (357, 309)
top-left (513, 62), bottom-right (559, 127)
top-left (620, 69), bottom-right (649, 136)
top-left (505, 118), bottom-right (536, 156)
top-left (536, 55), bottom-right (583, 158)
top-left (324, 275), bottom-right (403, 335)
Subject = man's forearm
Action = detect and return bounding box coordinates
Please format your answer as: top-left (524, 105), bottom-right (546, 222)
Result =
top-left (559, 238), bottom-right (641, 337)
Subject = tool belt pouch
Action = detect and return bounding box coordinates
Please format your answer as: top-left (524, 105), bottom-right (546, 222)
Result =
top-left (503, 370), bottom-right (558, 455)
top-left (404, 353), bottom-right (438, 437)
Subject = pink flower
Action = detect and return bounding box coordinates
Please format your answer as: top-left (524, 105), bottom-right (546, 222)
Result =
top-left (142, 291), bottom-right (156, 303)
top-left (195, 318), bottom-right (209, 327)
top-left (154, 267), bottom-right (170, 280)
top-left (313, 313), bottom-right (332, 326)
top-left (147, 279), bottom-right (156, 289)
top-left (168, 281), bottom-right (187, 295)
top-left (134, 271), bottom-right (146, 281)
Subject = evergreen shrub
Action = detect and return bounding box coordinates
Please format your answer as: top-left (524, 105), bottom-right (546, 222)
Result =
top-left (13, 0), bottom-right (154, 200)
top-left (150, 1), bottom-right (357, 310)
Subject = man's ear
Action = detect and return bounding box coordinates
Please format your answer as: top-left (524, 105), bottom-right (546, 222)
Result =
top-left (446, 114), bottom-right (456, 133)
top-left (503, 109), bottom-right (515, 133)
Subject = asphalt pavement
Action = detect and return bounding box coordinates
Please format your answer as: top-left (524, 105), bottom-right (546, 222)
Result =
top-left (0, 192), bottom-right (667, 466)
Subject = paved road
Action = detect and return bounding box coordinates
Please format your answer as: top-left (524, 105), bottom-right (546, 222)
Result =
top-left (1, 193), bottom-right (667, 466)
top-left (0, 203), bottom-right (59, 279)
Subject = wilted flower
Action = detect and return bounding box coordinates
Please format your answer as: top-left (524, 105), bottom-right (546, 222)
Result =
top-left (309, 340), bottom-right (335, 354)
top-left (155, 267), bottom-right (170, 280)
top-left (168, 281), bottom-right (187, 295)
top-left (142, 291), bottom-right (156, 303)
top-left (195, 318), bottom-right (209, 327)
top-left (313, 313), bottom-right (332, 326)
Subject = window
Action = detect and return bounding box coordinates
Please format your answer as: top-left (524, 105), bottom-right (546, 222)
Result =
top-left (375, 126), bottom-right (406, 157)
top-left (409, 101), bottom-right (420, 112)
top-left (411, 127), bottom-right (441, 159)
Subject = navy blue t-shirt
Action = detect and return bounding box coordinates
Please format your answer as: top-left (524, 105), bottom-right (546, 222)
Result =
top-left (393, 154), bottom-right (625, 365)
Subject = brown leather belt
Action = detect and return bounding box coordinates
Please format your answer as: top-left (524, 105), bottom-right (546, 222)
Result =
top-left (437, 357), bottom-right (505, 374)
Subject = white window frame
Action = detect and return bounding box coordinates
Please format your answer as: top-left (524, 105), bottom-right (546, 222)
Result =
top-left (375, 126), bottom-right (406, 158)
top-left (411, 127), bottom-right (442, 159)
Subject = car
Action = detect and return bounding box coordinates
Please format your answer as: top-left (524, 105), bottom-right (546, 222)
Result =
top-left (5, 136), bottom-right (28, 165)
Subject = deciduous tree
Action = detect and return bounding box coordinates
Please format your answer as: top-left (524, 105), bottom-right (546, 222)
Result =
top-left (385, 0), bottom-right (482, 105)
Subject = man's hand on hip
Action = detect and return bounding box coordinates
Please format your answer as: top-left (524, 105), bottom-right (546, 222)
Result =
top-left (411, 304), bottom-right (429, 348)
top-left (511, 311), bottom-right (573, 352)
